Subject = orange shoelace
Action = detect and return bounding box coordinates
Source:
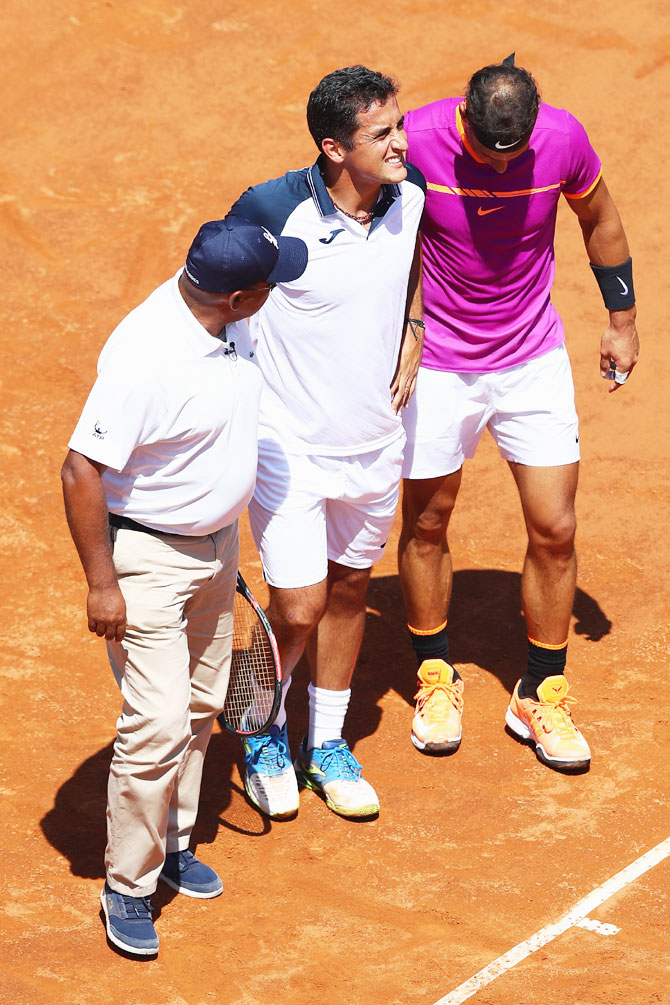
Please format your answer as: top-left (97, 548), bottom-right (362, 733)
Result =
top-left (415, 679), bottom-right (463, 718)
top-left (532, 691), bottom-right (579, 737)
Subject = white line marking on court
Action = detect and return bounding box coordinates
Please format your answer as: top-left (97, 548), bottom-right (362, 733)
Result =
top-left (433, 836), bottom-right (670, 1005)
top-left (577, 917), bottom-right (620, 936)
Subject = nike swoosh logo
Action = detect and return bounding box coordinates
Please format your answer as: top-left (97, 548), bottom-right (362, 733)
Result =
top-left (494, 139), bottom-right (520, 150)
top-left (478, 206), bottom-right (504, 216)
top-left (616, 276), bottom-right (629, 295)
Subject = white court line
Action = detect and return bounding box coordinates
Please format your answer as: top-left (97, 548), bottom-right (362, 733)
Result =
top-left (433, 836), bottom-right (670, 1005)
top-left (577, 917), bottom-right (620, 936)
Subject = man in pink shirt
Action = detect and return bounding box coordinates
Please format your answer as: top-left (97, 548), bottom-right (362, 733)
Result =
top-left (399, 58), bottom-right (639, 772)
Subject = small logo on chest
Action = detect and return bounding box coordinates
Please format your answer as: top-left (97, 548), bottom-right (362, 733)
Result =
top-left (477, 206), bottom-right (504, 217)
top-left (319, 228), bottom-right (346, 245)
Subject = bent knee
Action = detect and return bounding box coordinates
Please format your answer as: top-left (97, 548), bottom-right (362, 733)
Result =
top-left (402, 501), bottom-right (453, 544)
top-left (401, 476), bottom-right (460, 543)
top-left (268, 593), bottom-right (326, 640)
top-left (529, 511), bottom-right (577, 553)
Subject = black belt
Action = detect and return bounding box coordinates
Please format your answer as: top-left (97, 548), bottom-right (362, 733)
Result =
top-left (108, 512), bottom-right (192, 539)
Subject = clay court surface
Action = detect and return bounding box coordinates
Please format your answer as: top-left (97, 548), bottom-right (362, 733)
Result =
top-left (1, 1), bottom-right (668, 1002)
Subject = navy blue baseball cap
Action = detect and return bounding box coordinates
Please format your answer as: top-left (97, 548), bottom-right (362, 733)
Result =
top-left (184, 217), bottom-right (308, 293)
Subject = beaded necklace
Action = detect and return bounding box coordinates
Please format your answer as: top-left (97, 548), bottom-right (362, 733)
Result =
top-left (331, 199), bottom-right (375, 225)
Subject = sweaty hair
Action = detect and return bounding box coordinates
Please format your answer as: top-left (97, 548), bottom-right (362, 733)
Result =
top-left (464, 63), bottom-right (540, 150)
top-left (306, 65), bottom-right (398, 152)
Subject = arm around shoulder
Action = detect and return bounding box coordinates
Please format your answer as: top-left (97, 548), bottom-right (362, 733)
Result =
top-left (227, 171), bottom-right (307, 234)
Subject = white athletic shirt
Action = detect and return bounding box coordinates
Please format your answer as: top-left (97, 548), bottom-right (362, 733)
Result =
top-left (69, 270), bottom-right (262, 535)
top-left (227, 160), bottom-right (426, 456)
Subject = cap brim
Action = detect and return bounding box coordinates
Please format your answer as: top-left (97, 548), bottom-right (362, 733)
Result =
top-left (266, 236), bottom-right (308, 284)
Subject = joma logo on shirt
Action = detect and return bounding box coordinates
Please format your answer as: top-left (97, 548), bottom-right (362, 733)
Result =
top-left (319, 228), bottom-right (345, 245)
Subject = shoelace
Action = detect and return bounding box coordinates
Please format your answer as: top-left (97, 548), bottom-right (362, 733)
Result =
top-left (534, 693), bottom-right (579, 736)
top-left (252, 733), bottom-right (288, 773)
top-left (415, 680), bottom-right (463, 717)
top-left (317, 744), bottom-right (362, 780)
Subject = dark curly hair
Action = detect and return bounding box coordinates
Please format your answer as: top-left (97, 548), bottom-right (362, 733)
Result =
top-left (307, 65), bottom-right (399, 152)
top-left (464, 63), bottom-right (540, 151)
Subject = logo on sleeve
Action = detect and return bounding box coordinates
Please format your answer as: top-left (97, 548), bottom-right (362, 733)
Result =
top-left (616, 276), bottom-right (629, 295)
top-left (93, 421), bottom-right (108, 439)
top-left (319, 228), bottom-right (345, 245)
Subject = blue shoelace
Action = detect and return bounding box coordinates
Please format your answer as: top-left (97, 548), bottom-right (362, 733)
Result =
top-left (316, 744), bottom-right (362, 781)
top-left (249, 732), bottom-right (289, 774)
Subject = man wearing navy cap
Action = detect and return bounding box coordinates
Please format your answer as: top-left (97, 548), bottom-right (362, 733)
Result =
top-left (61, 218), bottom-right (307, 957)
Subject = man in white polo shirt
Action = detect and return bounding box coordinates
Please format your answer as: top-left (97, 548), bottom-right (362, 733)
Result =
top-left (226, 65), bottom-right (425, 821)
top-left (61, 218), bottom-right (307, 957)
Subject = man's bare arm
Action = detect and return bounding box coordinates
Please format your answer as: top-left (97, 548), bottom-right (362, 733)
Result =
top-left (391, 233), bottom-right (424, 412)
top-left (61, 450), bottom-right (126, 641)
top-left (568, 177), bottom-right (639, 392)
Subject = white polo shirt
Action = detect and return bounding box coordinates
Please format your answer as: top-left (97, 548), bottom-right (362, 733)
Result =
top-left (69, 270), bottom-right (262, 535)
top-left (227, 159), bottom-right (426, 456)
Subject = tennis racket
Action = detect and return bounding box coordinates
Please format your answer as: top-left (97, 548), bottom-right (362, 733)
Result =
top-left (218, 572), bottom-right (282, 736)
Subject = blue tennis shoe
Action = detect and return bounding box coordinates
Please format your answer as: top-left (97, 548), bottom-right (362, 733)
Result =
top-left (242, 722), bottom-right (299, 819)
top-left (294, 737), bottom-right (379, 818)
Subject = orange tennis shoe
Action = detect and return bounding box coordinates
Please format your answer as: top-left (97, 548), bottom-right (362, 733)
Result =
top-left (505, 674), bottom-right (591, 771)
top-left (411, 659), bottom-right (463, 755)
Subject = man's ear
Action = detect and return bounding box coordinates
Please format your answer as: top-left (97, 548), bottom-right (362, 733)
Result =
top-left (227, 290), bottom-right (245, 312)
top-left (321, 136), bottom-right (347, 164)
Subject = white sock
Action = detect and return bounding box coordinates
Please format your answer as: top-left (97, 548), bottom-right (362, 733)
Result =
top-left (307, 683), bottom-right (351, 750)
top-left (250, 674), bottom-right (291, 730)
top-left (274, 675), bottom-right (292, 729)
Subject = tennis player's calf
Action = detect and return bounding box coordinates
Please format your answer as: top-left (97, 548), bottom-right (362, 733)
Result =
top-left (399, 470), bottom-right (463, 630)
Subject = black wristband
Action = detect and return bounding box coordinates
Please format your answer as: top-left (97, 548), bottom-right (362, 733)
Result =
top-left (589, 257), bottom-right (635, 311)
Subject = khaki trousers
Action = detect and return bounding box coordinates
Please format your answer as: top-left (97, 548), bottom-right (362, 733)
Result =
top-left (105, 521), bottom-right (238, 897)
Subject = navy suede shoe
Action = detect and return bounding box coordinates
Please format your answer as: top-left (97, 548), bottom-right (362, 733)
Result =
top-left (100, 883), bottom-right (158, 956)
top-left (159, 850), bottom-right (223, 899)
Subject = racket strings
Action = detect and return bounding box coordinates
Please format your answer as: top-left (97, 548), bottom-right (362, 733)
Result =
top-left (223, 590), bottom-right (278, 733)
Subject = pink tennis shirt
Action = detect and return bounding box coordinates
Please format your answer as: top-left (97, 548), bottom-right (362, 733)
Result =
top-left (405, 98), bottom-right (602, 372)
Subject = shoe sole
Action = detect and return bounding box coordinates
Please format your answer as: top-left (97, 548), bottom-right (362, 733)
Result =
top-left (243, 773), bottom-right (299, 821)
top-left (411, 730), bottom-right (461, 755)
top-left (295, 767), bottom-right (379, 819)
top-left (158, 873), bottom-right (223, 899)
top-left (99, 889), bottom-right (159, 956)
top-left (504, 707), bottom-right (591, 773)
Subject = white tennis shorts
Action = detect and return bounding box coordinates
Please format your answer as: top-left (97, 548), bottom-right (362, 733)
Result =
top-left (402, 344), bottom-right (580, 479)
top-left (248, 437), bottom-right (404, 589)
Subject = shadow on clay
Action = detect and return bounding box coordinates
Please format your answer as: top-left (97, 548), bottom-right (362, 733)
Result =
top-left (39, 725), bottom-right (270, 889)
top-left (338, 567), bottom-right (612, 748)
top-left (39, 569), bottom-right (610, 871)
